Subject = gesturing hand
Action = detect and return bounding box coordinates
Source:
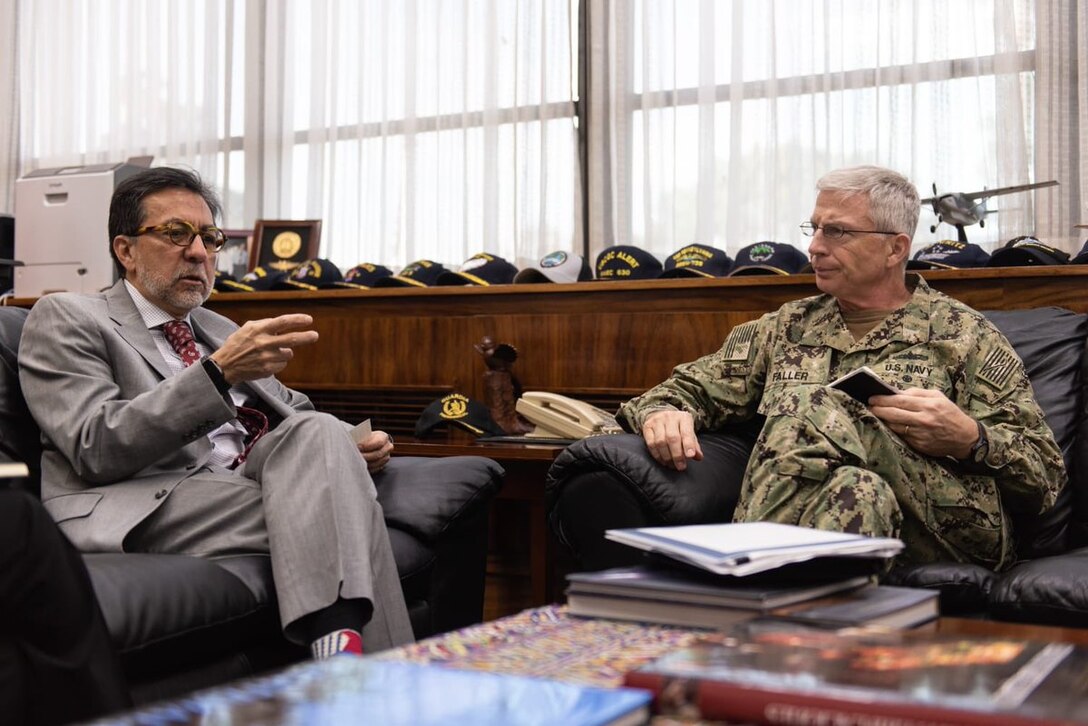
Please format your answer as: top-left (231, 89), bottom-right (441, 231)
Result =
top-left (210, 314), bottom-right (320, 384)
top-left (867, 388), bottom-right (979, 459)
top-left (642, 409), bottom-right (703, 471)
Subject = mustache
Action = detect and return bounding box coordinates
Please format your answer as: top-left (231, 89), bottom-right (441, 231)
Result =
top-left (174, 268), bottom-right (209, 284)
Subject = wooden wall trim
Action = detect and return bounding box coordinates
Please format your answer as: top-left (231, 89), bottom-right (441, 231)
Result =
top-left (193, 267), bottom-right (1088, 401)
top-left (9, 267), bottom-right (1088, 426)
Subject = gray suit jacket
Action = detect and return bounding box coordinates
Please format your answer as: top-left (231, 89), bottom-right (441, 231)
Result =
top-left (19, 281), bottom-right (313, 551)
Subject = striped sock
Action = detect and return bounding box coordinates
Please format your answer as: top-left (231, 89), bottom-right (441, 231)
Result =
top-left (310, 628), bottom-right (364, 659)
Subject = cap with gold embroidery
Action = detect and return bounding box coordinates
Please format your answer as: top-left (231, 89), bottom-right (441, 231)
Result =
top-left (414, 393), bottom-right (506, 437)
top-left (327, 262), bottom-right (394, 289)
top-left (436, 253), bottom-right (519, 286)
top-left (595, 245), bottom-right (662, 280)
top-left (988, 236), bottom-right (1069, 267)
top-left (373, 260), bottom-right (451, 287)
top-left (240, 265), bottom-right (289, 291)
top-left (272, 258), bottom-right (343, 290)
top-left (212, 270), bottom-right (255, 293)
top-left (659, 244), bottom-right (733, 278)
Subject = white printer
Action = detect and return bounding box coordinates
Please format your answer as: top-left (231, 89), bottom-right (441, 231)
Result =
top-left (14, 162), bottom-right (146, 297)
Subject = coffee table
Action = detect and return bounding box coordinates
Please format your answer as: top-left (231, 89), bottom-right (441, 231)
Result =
top-left (104, 607), bottom-right (1088, 724)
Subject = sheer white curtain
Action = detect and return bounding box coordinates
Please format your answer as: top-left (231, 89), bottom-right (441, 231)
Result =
top-left (12, 1), bottom-right (242, 218)
top-left (7, 0), bottom-right (578, 272)
top-left (588, 0), bottom-right (1042, 261)
top-left (1035, 1), bottom-right (1088, 251)
top-left (250, 0), bottom-right (579, 270)
top-left (0, 0), bottom-right (19, 212)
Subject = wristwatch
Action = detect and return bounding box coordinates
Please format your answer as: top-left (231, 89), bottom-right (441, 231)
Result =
top-left (201, 357), bottom-right (233, 397)
top-left (968, 420), bottom-right (989, 464)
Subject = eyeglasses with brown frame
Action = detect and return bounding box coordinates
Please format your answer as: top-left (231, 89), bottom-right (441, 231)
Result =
top-left (132, 221), bottom-right (227, 252)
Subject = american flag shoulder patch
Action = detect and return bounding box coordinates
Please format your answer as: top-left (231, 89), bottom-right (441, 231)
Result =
top-left (978, 348), bottom-right (1018, 390)
top-left (722, 322), bottom-right (758, 362)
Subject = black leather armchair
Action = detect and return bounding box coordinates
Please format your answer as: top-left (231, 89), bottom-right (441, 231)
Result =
top-left (547, 307), bottom-right (1088, 627)
top-left (0, 306), bottom-right (502, 704)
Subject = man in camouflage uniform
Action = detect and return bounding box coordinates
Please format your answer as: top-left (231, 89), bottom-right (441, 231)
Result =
top-left (618, 166), bottom-right (1065, 569)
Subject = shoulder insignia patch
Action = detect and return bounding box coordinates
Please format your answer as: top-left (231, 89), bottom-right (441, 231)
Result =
top-left (722, 321), bottom-right (758, 362)
top-left (977, 348), bottom-right (1018, 390)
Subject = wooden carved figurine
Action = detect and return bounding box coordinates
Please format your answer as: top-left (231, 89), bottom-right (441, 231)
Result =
top-left (474, 336), bottom-right (534, 434)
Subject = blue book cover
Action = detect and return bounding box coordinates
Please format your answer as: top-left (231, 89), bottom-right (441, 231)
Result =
top-left (99, 658), bottom-right (651, 726)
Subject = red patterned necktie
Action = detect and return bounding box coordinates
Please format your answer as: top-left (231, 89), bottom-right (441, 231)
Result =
top-left (162, 320), bottom-right (269, 467)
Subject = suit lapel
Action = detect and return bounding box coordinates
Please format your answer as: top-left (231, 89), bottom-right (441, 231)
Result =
top-left (106, 282), bottom-right (173, 381)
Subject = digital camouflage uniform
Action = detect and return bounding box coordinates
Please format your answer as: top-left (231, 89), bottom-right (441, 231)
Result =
top-left (618, 276), bottom-right (1065, 570)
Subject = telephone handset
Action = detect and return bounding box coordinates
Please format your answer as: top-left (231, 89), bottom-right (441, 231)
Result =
top-left (515, 391), bottom-right (622, 440)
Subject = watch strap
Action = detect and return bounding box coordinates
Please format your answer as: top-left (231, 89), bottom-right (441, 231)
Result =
top-left (201, 357), bottom-right (233, 397)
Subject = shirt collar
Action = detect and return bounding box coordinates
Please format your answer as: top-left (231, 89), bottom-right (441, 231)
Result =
top-left (123, 279), bottom-right (193, 330)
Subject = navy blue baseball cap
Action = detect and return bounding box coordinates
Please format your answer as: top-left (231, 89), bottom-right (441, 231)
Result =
top-left (729, 242), bottom-right (809, 276)
top-left (414, 393), bottom-right (506, 438)
top-left (907, 240), bottom-right (991, 270)
top-left (373, 260), bottom-right (451, 287)
top-left (212, 270), bottom-right (255, 293)
top-left (240, 265), bottom-right (289, 291)
top-left (514, 250), bottom-right (593, 284)
top-left (327, 262), bottom-right (394, 289)
top-left (595, 245), bottom-right (663, 280)
top-left (436, 253), bottom-right (519, 286)
top-left (272, 258), bottom-right (344, 290)
top-left (988, 236), bottom-right (1070, 267)
top-left (659, 244), bottom-right (733, 278)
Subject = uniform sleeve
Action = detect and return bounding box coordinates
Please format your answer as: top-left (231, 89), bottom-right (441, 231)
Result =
top-left (617, 313), bottom-right (776, 432)
top-left (963, 328), bottom-right (1066, 515)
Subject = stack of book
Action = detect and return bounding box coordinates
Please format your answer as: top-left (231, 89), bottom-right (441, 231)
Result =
top-left (566, 566), bottom-right (937, 631)
top-left (567, 522), bottom-right (936, 630)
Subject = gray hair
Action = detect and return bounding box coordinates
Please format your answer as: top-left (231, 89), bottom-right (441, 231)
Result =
top-left (816, 165), bottom-right (919, 239)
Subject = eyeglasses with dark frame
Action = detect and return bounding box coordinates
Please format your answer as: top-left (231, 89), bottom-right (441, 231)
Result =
top-left (799, 222), bottom-right (898, 240)
top-left (133, 221), bottom-right (227, 252)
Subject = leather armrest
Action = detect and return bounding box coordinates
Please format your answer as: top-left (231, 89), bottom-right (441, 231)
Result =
top-left (883, 562), bottom-right (995, 615)
top-left (988, 547), bottom-right (1088, 626)
top-left (376, 456), bottom-right (503, 544)
top-left (544, 429), bottom-right (755, 571)
top-left (545, 429), bottom-right (755, 525)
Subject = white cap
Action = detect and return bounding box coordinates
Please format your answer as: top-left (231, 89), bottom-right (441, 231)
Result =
top-left (513, 251), bottom-right (592, 284)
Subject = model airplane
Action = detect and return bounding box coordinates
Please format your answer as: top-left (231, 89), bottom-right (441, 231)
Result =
top-left (921, 180), bottom-right (1058, 241)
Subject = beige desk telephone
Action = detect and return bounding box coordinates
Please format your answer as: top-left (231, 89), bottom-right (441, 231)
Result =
top-left (515, 391), bottom-right (622, 439)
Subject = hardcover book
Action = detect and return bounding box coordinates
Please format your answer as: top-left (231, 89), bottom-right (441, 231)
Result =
top-left (103, 658), bottom-right (652, 726)
top-left (604, 522), bottom-right (903, 577)
top-left (567, 565), bottom-right (871, 609)
top-left (772, 584), bottom-right (939, 629)
top-left (624, 622), bottom-right (1088, 725)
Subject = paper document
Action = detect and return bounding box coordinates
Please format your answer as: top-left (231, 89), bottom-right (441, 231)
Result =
top-left (350, 419), bottom-right (372, 445)
top-left (605, 522), bottom-right (903, 577)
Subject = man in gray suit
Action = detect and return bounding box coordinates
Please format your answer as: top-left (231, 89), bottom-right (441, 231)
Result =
top-left (19, 167), bottom-right (413, 658)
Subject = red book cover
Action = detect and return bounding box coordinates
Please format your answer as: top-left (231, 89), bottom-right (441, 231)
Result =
top-left (623, 623), bottom-right (1088, 725)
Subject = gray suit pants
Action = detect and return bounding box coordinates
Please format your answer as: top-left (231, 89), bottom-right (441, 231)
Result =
top-left (125, 411), bottom-right (413, 650)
